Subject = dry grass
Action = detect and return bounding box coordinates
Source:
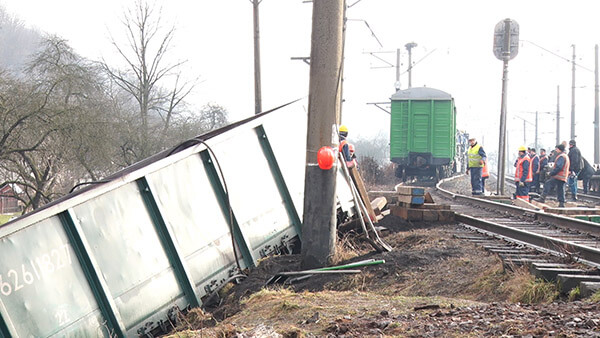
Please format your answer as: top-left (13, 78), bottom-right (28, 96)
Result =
top-left (209, 288), bottom-right (481, 336)
top-left (467, 262), bottom-right (558, 304)
top-left (589, 290), bottom-right (600, 302)
top-left (503, 266), bottom-right (559, 304)
top-left (331, 233), bottom-right (364, 264)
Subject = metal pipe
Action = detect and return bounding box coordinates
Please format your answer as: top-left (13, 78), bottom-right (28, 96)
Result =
top-left (571, 44), bottom-right (576, 140)
top-left (595, 45), bottom-right (599, 163)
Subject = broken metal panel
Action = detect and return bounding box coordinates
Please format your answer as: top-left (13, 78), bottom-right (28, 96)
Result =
top-left (206, 128), bottom-right (297, 258)
top-left (144, 152), bottom-right (248, 296)
top-left (69, 182), bottom-right (186, 335)
top-left (137, 178), bottom-right (202, 308)
top-left (255, 126), bottom-right (303, 237)
top-left (260, 103), bottom-right (308, 220)
top-left (0, 216), bottom-right (108, 337)
top-left (0, 99), bottom-right (364, 337)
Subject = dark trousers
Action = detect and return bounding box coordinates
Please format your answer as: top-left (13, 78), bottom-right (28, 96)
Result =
top-left (543, 178), bottom-right (565, 203)
top-left (469, 167), bottom-right (482, 194)
top-left (515, 182), bottom-right (529, 199)
top-left (532, 173), bottom-right (540, 193)
top-left (582, 175), bottom-right (592, 194)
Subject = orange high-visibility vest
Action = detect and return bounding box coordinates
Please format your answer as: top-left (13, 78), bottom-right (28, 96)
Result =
top-left (553, 153), bottom-right (570, 182)
top-left (482, 160), bottom-right (490, 178)
top-left (526, 155), bottom-right (534, 182)
top-left (338, 140), bottom-right (347, 153)
top-left (515, 156), bottom-right (533, 182)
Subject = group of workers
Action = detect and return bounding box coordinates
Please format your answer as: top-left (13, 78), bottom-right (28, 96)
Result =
top-left (467, 137), bottom-right (596, 208)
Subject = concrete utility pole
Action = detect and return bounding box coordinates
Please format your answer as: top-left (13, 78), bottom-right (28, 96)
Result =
top-left (405, 42), bottom-right (417, 88)
top-left (595, 44), bottom-right (599, 163)
top-left (301, 0), bottom-right (345, 269)
top-left (395, 48), bottom-right (401, 91)
top-left (251, 0), bottom-right (262, 115)
top-left (571, 44), bottom-right (576, 140)
top-left (535, 111), bottom-right (539, 150)
top-left (557, 85), bottom-right (561, 145)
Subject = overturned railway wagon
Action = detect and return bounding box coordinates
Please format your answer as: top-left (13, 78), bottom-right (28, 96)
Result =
top-left (0, 100), bottom-right (357, 337)
top-left (390, 87), bottom-right (457, 181)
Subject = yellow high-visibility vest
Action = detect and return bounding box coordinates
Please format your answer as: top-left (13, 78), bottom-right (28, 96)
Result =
top-left (468, 144), bottom-right (483, 168)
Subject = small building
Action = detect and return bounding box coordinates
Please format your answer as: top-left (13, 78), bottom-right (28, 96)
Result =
top-left (0, 184), bottom-right (21, 214)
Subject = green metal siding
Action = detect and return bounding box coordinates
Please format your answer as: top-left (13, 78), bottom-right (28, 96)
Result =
top-left (390, 101), bottom-right (408, 158)
top-left (390, 96), bottom-right (455, 162)
top-left (0, 100), bottom-right (328, 338)
top-left (411, 101), bottom-right (431, 153)
top-left (431, 100), bottom-right (455, 159)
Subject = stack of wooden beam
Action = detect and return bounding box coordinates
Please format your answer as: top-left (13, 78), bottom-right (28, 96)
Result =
top-left (389, 185), bottom-right (455, 222)
top-left (545, 207), bottom-right (600, 223)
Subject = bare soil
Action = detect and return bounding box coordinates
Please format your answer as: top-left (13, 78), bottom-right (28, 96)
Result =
top-left (164, 177), bottom-right (600, 337)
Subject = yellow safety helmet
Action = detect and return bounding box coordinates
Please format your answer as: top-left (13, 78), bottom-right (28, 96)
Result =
top-left (518, 145), bottom-right (527, 152)
top-left (339, 125), bottom-right (348, 133)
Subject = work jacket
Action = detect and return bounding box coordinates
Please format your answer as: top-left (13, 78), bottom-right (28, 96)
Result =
top-left (338, 138), bottom-right (351, 162)
top-left (515, 154), bottom-right (533, 183)
top-left (467, 143), bottom-right (486, 168)
top-left (539, 155), bottom-right (548, 170)
top-left (530, 154), bottom-right (540, 174)
top-left (568, 146), bottom-right (582, 173)
top-left (550, 153), bottom-right (570, 182)
top-left (579, 157), bottom-right (595, 180)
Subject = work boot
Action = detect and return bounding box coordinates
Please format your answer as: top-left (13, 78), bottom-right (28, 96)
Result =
top-left (558, 202), bottom-right (565, 208)
top-left (537, 194), bottom-right (546, 203)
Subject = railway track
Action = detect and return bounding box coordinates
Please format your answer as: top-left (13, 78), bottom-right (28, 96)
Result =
top-left (505, 174), bottom-right (600, 206)
top-left (432, 175), bottom-right (600, 295)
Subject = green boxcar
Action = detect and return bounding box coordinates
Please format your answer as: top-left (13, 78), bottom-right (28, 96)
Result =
top-left (390, 87), bottom-right (456, 180)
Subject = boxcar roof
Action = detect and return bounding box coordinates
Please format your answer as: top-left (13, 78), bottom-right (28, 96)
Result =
top-left (391, 87), bottom-right (452, 100)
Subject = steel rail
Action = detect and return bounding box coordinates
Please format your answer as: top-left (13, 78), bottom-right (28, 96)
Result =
top-left (437, 175), bottom-right (600, 236)
top-left (437, 175), bottom-right (600, 265)
top-left (457, 214), bottom-right (600, 265)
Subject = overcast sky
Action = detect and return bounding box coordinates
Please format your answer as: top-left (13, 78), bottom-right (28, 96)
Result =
top-left (3, 0), bottom-right (600, 162)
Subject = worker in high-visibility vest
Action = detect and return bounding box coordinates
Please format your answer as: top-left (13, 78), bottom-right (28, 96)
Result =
top-left (537, 144), bottom-right (570, 207)
top-left (338, 125), bottom-right (354, 168)
top-left (466, 137), bottom-right (487, 195)
top-left (528, 148), bottom-right (540, 193)
top-left (515, 146), bottom-right (533, 202)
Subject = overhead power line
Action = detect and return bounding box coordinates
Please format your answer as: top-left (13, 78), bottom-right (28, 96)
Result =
top-left (522, 40), bottom-right (594, 73)
top-left (347, 18), bottom-right (383, 48)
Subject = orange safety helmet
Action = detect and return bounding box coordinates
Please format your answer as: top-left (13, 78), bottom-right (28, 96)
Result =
top-left (317, 146), bottom-right (335, 170)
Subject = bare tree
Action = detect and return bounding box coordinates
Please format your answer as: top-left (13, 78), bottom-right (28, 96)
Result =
top-left (102, 0), bottom-right (195, 161)
top-left (0, 37), bottom-right (120, 210)
top-left (199, 103), bottom-right (229, 131)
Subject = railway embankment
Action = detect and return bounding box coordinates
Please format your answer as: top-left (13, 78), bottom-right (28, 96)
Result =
top-left (166, 175), bottom-right (600, 337)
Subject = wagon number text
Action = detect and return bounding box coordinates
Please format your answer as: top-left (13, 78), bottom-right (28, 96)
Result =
top-left (0, 244), bottom-right (72, 297)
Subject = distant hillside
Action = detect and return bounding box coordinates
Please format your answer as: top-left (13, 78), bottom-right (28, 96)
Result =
top-left (0, 5), bottom-right (42, 71)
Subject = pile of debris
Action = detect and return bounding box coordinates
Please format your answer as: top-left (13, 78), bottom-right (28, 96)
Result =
top-left (370, 185), bottom-right (455, 222)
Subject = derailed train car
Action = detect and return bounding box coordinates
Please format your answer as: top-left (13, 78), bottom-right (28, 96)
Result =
top-left (0, 100), bottom-right (357, 337)
top-left (389, 87), bottom-right (458, 181)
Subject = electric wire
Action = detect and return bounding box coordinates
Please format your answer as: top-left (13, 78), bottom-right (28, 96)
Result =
top-left (174, 137), bottom-right (246, 276)
top-left (69, 180), bottom-right (110, 193)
